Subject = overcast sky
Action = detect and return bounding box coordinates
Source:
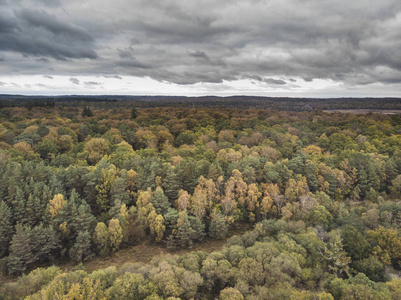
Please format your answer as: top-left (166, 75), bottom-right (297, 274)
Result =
top-left (1, 0), bottom-right (401, 97)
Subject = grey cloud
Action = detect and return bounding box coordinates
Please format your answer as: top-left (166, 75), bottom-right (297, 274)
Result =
top-left (34, 0), bottom-right (62, 7)
top-left (103, 75), bottom-right (122, 79)
top-left (188, 50), bottom-right (209, 59)
top-left (118, 48), bottom-right (135, 60)
top-left (43, 75), bottom-right (53, 79)
top-left (0, 8), bottom-right (97, 61)
top-left (117, 59), bottom-right (152, 69)
top-left (0, 81), bottom-right (6, 86)
top-left (2, 0), bottom-right (401, 90)
top-left (18, 9), bottom-right (93, 41)
top-left (264, 78), bottom-right (287, 85)
top-left (69, 77), bottom-right (79, 84)
top-left (37, 58), bottom-right (49, 63)
top-left (84, 81), bottom-right (102, 86)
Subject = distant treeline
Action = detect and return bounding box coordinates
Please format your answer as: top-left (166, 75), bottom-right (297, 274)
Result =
top-left (0, 95), bottom-right (400, 111)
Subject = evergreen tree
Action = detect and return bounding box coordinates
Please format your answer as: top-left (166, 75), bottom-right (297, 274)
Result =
top-left (131, 107), bottom-right (138, 120)
top-left (170, 211), bottom-right (195, 248)
top-left (31, 223), bottom-right (60, 263)
top-left (69, 230), bottom-right (93, 262)
top-left (7, 223), bottom-right (34, 274)
top-left (151, 187), bottom-right (170, 215)
top-left (0, 201), bottom-right (13, 257)
top-left (162, 165), bottom-right (181, 202)
top-left (208, 213), bottom-right (228, 240)
top-left (82, 106), bottom-right (93, 117)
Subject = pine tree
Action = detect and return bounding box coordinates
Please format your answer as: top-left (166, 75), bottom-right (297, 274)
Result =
top-left (69, 230), bottom-right (93, 262)
top-left (7, 223), bottom-right (35, 274)
top-left (172, 211), bottom-right (195, 248)
top-left (71, 201), bottom-right (97, 237)
top-left (0, 201), bottom-right (13, 257)
top-left (82, 106), bottom-right (93, 117)
top-left (162, 165), bottom-right (181, 202)
top-left (131, 107), bottom-right (138, 120)
top-left (110, 177), bottom-right (130, 206)
top-left (208, 213), bottom-right (228, 240)
top-left (151, 187), bottom-right (170, 215)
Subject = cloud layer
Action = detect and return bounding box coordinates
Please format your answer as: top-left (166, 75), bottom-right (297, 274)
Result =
top-left (1, 0), bottom-right (401, 95)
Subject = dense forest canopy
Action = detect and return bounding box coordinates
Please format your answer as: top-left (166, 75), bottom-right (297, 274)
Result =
top-left (1, 103), bottom-right (401, 299)
top-left (1, 95), bottom-right (401, 111)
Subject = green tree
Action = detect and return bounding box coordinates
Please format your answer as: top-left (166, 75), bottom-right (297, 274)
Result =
top-left (69, 230), bottom-right (93, 262)
top-left (322, 232), bottom-right (351, 277)
top-left (82, 106), bottom-right (93, 117)
top-left (131, 107), bottom-right (138, 119)
top-left (6, 223), bottom-right (35, 274)
top-left (107, 272), bottom-right (154, 299)
top-left (208, 213), bottom-right (228, 240)
top-left (173, 211), bottom-right (196, 248)
top-left (0, 201), bottom-right (13, 257)
top-left (151, 187), bottom-right (170, 215)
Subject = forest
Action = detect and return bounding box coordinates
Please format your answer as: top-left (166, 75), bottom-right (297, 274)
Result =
top-left (0, 103), bottom-right (401, 299)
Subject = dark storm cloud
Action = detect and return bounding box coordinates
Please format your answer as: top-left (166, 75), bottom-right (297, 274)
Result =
top-left (0, 7), bottom-right (97, 61)
top-left (2, 0), bottom-right (401, 90)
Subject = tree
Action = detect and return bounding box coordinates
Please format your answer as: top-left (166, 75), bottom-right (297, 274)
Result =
top-left (368, 226), bottom-right (401, 266)
top-left (136, 189), bottom-right (156, 233)
top-left (151, 187), bottom-right (170, 215)
top-left (246, 183), bottom-right (261, 222)
top-left (208, 212), bottom-right (228, 240)
top-left (6, 223), bottom-right (35, 274)
top-left (83, 138), bottom-right (110, 165)
top-left (341, 225), bottom-right (370, 261)
top-left (69, 230), bottom-right (93, 262)
top-left (108, 218), bottom-right (123, 252)
top-left (0, 201), bottom-right (13, 257)
top-left (95, 166), bottom-right (116, 213)
top-left (49, 194), bottom-right (67, 219)
top-left (82, 106), bottom-right (93, 117)
top-left (173, 211), bottom-right (195, 248)
top-left (177, 189), bottom-right (190, 212)
top-left (107, 272), bottom-right (153, 299)
top-left (146, 211), bottom-right (165, 242)
top-left (131, 107), bottom-right (138, 119)
top-left (93, 222), bottom-right (110, 256)
top-left (322, 232), bottom-right (351, 277)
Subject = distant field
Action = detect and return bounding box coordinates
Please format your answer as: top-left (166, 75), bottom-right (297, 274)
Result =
top-left (324, 109), bottom-right (401, 114)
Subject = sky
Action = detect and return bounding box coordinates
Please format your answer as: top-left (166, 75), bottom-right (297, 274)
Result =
top-left (1, 0), bottom-right (401, 97)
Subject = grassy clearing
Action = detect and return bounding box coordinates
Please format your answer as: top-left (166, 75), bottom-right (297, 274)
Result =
top-left (0, 225), bottom-right (250, 286)
top-left (68, 237), bottom-right (230, 274)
